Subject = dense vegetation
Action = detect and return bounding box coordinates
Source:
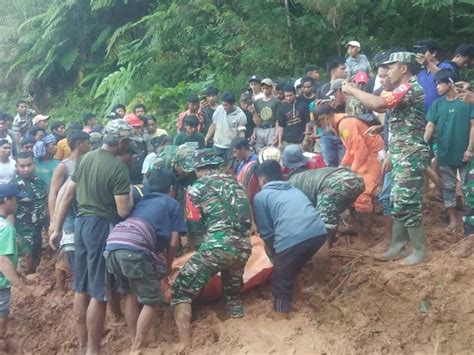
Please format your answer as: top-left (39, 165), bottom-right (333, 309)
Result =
top-left (0, 0), bottom-right (473, 130)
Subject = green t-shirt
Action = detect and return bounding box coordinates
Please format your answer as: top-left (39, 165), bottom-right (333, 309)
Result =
top-left (35, 158), bottom-right (60, 191)
top-left (0, 216), bottom-right (18, 289)
top-left (254, 97), bottom-right (281, 126)
top-left (427, 97), bottom-right (474, 167)
top-left (72, 149), bottom-right (130, 223)
top-left (173, 132), bottom-right (205, 149)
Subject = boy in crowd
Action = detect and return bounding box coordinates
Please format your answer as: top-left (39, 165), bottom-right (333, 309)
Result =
top-left (82, 113), bottom-right (96, 134)
top-left (105, 168), bottom-right (187, 354)
top-left (11, 152), bottom-right (48, 274)
top-left (171, 149), bottom-right (251, 352)
top-left (253, 160), bottom-right (327, 318)
top-left (231, 137), bottom-right (257, 176)
top-left (177, 95), bottom-right (202, 133)
top-left (424, 69), bottom-right (474, 233)
top-left (173, 115), bottom-right (206, 148)
top-left (20, 137), bottom-right (36, 153)
top-left (0, 184), bottom-right (33, 353)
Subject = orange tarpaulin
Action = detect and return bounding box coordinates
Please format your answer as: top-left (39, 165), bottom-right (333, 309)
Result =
top-left (169, 235), bottom-right (273, 302)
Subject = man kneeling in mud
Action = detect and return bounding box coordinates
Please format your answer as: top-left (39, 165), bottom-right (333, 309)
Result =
top-left (104, 168), bottom-right (187, 354)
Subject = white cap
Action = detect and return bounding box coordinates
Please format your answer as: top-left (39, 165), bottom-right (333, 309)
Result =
top-left (294, 77), bottom-right (302, 89)
top-left (346, 40), bottom-right (361, 48)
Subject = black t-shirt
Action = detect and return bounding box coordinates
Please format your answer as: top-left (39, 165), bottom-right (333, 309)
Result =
top-left (201, 106), bottom-right (216, 136)
top-left (130, 138), bottom-right (148, 184)
top-left (243, 109), bottom-right (255, 139)
top-left (277, 101), bottom-right (309, 143)
top-left (297, 95), bottom-right (316, 111)
top-left (315, 81), bottom-right (345, 113)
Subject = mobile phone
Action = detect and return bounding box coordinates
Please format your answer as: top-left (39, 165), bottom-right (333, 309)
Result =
top-left (319, 95), bottom-right (335, 103)
top-left (413, 45), bottom-right (427, 54)
top-left (201, 95), bottom-right (207, 101)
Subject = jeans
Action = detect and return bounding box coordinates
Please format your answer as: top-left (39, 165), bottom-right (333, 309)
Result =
top-left (379, 172), bottom-right (393, 216)
top-left (439, 165), bottom-right (467, 208)
top-left (320, 131), bottom-right (345, 167)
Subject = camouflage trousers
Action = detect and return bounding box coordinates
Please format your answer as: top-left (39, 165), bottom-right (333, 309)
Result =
top-left (318, 170), bottom-right (365, 229)
top-left (463, 160), bottom-right (474, 235)
top-left (390, 149), bottom-right (430, 227)
top-left (171, 245), bottom-right (250, 313)
top-left (16, 224), bottom-right (43, 265)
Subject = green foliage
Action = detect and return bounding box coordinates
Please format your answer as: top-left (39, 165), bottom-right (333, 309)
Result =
top-left (0, 0), bottom-right (473, 122)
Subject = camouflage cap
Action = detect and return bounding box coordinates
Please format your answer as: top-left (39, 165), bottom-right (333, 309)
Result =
top-left (89, 132), bottom-right (103, 145)
top-left (382, 51), bottom-right (417, 65)
top-left (102, 119), bottom-right (133, 144)
top-left (192, 148), bottom-right (225, 169)
top-left (173, 143), bottom-right (198, 173)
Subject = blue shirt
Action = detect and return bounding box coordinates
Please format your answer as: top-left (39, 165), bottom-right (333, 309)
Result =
top-left (130, 192), bottom-right (187, 250)
top-left (253, 181), bottom-right (326, 253)
top-left (235, 152), bottom-right (257, 176)
top-left (417, 61), bottom-right (454, 113)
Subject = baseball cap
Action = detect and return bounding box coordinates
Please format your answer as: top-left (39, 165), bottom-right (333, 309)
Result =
top-left (32, 115), bottom-right (50, 125)
top-left (124, 113), bottom-right (144, 127)
top-left (282, 144), bottom-right (309, 169)
top-left (239, 92), bottom-right (252, 102)
top-left (102, 119), bottom-right (133, 144)
top-left (0, 184), bottom-right (27, 200)
top-left (261, 78), bottom-right (274, 86)
top-left (353, 71), bottom-right (369, 84)
top-left (346, 40), bottom-right (361, 48)
top-left (294, 77), bottom-right (302, 89)
top-left (326, 78), bottom-right (346, 96)
top-left (382, 51), bottom-right (417, 65)
top-left (89, 132), bottom-right (103, 145)
top-left (248, 75), bottom-right (261, 83)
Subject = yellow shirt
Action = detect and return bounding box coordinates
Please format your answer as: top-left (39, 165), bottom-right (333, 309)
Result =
top-left (54, 138), bottom-right (71, 160)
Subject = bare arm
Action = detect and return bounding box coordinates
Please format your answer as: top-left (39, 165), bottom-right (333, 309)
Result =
top-left (464, 120), bottom-right (474, 162)
top-left (114, 193), bottom-right (133, 220)
top-left (205, 123), bottom-right (216, 143)
top-left (0, 256), bottom-right (29, 293)
top-left (52, 180), bottom-right (76, 232)
top-left (424, 122), bottom-right (435, 144)
top-left (167, 232), bottom-right (180, 272)
top-left (277, 126), bottom-right (284, 147)
top-left (48, 163), bottom-right (67, 223)
top-left (343, 84), bottom-right (387, 112)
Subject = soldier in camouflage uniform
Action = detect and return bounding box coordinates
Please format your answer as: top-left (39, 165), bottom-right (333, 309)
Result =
top-left (11, 152), bottom-right (48, 273)
top-left (343, 52), bottom-right (430, 265)
top-left (288, 167), bottom-right (364, 289)
top-left (172, 143), bottom-right (205, 248)
top-left (171, 148), bottom-right (251, 351)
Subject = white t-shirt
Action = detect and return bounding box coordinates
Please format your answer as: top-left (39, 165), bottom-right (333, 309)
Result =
top-left (0, 159), bottom-right (16, 183)
top-left (141, 152), bottom-right (157, 174)
top-left (212, 105), bottom-right (247, 149)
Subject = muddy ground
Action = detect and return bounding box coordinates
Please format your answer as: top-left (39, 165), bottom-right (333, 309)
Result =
top-left (9, 193), bottom-right (474, 354)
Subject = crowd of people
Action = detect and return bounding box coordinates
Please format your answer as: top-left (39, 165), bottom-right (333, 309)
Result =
top-left (0, 39), bottom-right (473, 354)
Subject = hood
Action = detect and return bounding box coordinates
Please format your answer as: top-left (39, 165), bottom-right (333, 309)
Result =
top-left (263, 180), bottom-right (291, 190)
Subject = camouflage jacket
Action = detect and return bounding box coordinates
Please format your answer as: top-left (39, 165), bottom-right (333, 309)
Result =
top-left (11, 174), bottom-right (48, 229)
top-left (188, 170), bottom-right (251, 251)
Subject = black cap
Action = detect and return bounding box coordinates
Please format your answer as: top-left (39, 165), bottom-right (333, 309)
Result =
top-left (248, 75), bottom-right (261, 83)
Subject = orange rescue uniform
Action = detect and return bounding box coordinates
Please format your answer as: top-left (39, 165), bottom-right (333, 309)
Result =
top-left (332, 114), bottom-right (384, 213)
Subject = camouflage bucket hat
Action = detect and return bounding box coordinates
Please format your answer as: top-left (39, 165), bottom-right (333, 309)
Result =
top-left (173, 143), bottom-right (198, 173)
top-left (192, 148), bottom-right (225, 169)
top-left (382, 51), bottom-right (417, 65)
top-left (102, 119), bottom-right (133, 144)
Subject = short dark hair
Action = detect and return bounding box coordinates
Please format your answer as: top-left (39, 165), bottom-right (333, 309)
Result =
top-left (29, 126), bottom-right (46, 137)
top-left (183, 115), bottom-right (199, 129)
top-left (373, 51), bottom-right (390, 69)
top-left (454, 43), bottom-right (474, 59)
top-left (133, 104), bottom-right (146, 113)
top-left (16, 100), bottom-right (26, 108)
top-left (186, 94), bottom-right (199, 103)
top-left (67, 121), bottom-right (83, 133)
top-left (435, 69), bottom-right (460, 84)
top-left (231, 137), bottom-right (250, 150)
top-left (276, 83), bottom-right (285, 91)
top-left (222, 93), bottom-right (236, 104)
top-left (20, 136), bottom-right (36, 147)
top-left (326, 56), bottom-right (345, 73)
top-left (415, 39), bottom-right (441, 55)
top-left (16, 152), bottom-right (34, 161)
top-left (142, 115), bottom-right (157, 125)
top-left (82, 113), bottom-right (95, 124)
top-left (281, 84), bottom-right (296, 94)
top-left (111, 104), bottom-right (126, 112)
top-left (313, 104), bottom-right (335, 117)
top-left (304, 64), bottom-right (319, 73)
top-left (205, 86), bottom-right (219, 96)
top-left (0, 138), bottom-right (11, 146)
top-left (301, 76), bottom-right (315, 87)
top-left (51, 121), bottom-right (65, 131)
top-left (150, 135), bottom-right (170, 149)
top-left (147, 168), bottom-right (177, 193)
top-left (0, 113), bottom-right (7, 123)
top-left (255, 159), bottom-right (282, 182)
top-left (67, 131), bottom-right (90, 150)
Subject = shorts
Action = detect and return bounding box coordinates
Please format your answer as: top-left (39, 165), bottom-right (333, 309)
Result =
top-left (105, 249), bottom-right (162, 305)
top-left (0, 288), bottom-right (11, 318)
top-left (73, 216), bottom-right (112, 301)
